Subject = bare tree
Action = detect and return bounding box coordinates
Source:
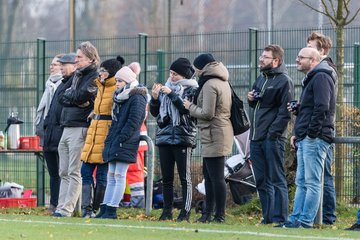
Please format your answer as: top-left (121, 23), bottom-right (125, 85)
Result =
top-left (298, 0), bottom-right (360, 103)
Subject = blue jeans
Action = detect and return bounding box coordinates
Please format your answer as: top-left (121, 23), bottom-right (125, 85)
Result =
top-left (289, 136), bottom-right (330, 227)
top-left (81, 162), bottom-right (108, 188)
top-left (102, 161), bottom-right (129, 207)
top-left (251, 138), bottom-right (288, 223)
top-left (322, 144), bottom-right (336, 224)
top-left (357, 209), bottom-right (360, 224)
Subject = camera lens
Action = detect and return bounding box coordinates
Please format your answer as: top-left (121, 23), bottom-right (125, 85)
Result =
top-left (290, 100), bottom-right (298, 111)
top-left (254, 91), bottom-right (262, 100)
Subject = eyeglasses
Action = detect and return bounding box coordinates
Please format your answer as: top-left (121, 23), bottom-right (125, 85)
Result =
top-left (296, 55), bottom-right (313, 61)
top-left (99, 69), bottom-right (108, 73)
top-left (50, 63), bottom-right (60, 67)
top-left (259, 55), bottom-right (274, 60)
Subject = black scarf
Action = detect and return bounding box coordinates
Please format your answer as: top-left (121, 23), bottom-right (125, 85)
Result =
top-left (193, 75), bottom-right (216, 104)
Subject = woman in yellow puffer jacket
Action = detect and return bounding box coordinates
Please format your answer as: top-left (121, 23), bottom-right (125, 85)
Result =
top-left (80, 56), bottom-right (125, 218)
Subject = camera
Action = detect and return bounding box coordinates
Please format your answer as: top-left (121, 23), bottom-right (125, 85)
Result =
top-left (253, 91), bottom-right (263, 101)
top-left (290, 100), bottom-right (299, 111)
top-left (183, 88), bottom-right (197, 102)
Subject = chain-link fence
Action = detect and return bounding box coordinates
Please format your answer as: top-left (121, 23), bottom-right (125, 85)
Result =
top-left (0, 26), bottom-right (359, 206)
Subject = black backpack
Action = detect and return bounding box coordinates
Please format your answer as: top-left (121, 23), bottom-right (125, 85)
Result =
top-left (229, 83), bottom-right (250, 135)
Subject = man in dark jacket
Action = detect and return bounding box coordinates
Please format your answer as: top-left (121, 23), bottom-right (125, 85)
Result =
top-left (284, 47), bottom-right (336, 228)
top-left (247, 44), bottom-right (294, 224)
top-left (306, 32), bottom-right (337, 225)
top-left (43, 53), bottom-right (76, 214)
top-left (53, 42), bottom-right (99, 217)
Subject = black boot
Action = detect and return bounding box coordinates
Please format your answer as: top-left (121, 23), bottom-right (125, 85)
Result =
top-left (196, 213), bottom-right (212, 223)
top-left (81, 184), bottom-right (94, 218)
top-left (211, 215), bottom-right (225, 223)
top-left (212, 199), bottom-right (225, 223)
top-left (101, 206), bottom-right (117, 219)
top-left (93, 185), bottom-right (106, 213)
top-left (95, 204), bottom-right (107, 218)
top-left (176, 209), bottom-right (190, 222)
top-left (159, 208), bottom-right (173, 221)
top-left (196, 200), bottom-right (213, 223)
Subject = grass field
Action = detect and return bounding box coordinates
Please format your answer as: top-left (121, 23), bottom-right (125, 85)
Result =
top-left (0, 204), bottom-right (359, 240)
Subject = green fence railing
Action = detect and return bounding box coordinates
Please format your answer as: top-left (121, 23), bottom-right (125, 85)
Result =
top-left (0, 27), bottom-right (360, 206)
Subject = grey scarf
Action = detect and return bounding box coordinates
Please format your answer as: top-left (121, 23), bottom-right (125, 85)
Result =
top-left (112, 80), bottom-right (139, 121)
top-left (159, 78), bottom-right (198, 126)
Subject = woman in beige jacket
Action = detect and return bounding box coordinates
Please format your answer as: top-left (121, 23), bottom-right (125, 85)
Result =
top-left (184, 53), bottom-right (233, 223)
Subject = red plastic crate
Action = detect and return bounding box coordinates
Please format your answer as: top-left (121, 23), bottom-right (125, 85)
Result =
top-left (0, 198), bottom-right (37, 208)
top-left (20, 136), bottom-right (41, 150)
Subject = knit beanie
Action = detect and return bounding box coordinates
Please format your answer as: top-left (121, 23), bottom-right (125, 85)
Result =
top-left (170, 57), bottom-right (195, 79)
top-left (115, 62), bottom-right (141, 83)
top-left (100, 55), bottom-right (125, 78)
top-left (193, 53), bottom-right (216, 70)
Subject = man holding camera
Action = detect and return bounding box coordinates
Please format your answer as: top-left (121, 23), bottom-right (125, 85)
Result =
top-left (282, 47), bottom-right (336, 228)
top-left (306, 32), bottom-right (337, 225)
top-left (247, 44), bottom-right (294, 225)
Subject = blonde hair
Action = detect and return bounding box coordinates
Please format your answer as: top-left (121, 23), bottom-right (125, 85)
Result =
top-left (77, 41), bottom-right (101, 67)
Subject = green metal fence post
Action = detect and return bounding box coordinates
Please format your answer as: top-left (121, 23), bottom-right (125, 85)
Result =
top-left (36, 38), bottom-right (46, 206)
top-left (138, 33), bottom-right (148, 85)
top-left (248, 28), bottom-right (258, 88)
top-left (248, 28), bottom-right (258, 117)
top-left (157, 49), bottom-right (166, 84)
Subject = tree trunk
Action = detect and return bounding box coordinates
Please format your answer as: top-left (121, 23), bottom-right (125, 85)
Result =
top-left (335, 24), bottom-right (345, 198)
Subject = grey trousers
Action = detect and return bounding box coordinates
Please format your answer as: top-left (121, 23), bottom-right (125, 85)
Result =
top-left (56, 127), bottom-right (87, 216)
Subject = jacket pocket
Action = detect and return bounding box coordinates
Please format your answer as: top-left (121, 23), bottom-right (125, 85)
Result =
top-left (200, 126), bottom-right (212, 144)
top-left (262, 88), bottom-right (278, 107)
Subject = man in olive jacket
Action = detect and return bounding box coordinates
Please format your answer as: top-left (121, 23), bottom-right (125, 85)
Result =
top-left (247, 44), bottom-right (294, 224)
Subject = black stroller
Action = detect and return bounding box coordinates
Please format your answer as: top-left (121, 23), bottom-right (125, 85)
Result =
top-left (225, 130), bottom-right (256, 204)
top-left (195, 130), bottom-right (256, 211)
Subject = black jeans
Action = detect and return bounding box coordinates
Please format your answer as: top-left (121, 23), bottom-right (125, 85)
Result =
top-left (158, 145), bottom-right (192, 213)
top-left (43, 151), bottom-right (60, 207)
top-left (203, 156), bottom-right (226, 218)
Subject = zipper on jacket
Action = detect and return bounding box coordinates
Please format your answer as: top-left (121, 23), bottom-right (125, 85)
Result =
top-left (252, 75), bottom-right (269, 141)
top-left (86, 84), bottom-right (105, 161)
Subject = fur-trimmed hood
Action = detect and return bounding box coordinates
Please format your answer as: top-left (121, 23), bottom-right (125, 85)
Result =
top-left (129, 85), bottom-right (148, 98)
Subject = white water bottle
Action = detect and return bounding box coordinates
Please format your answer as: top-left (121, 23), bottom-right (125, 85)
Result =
top-left (0, 131), bottom-right (4, 150)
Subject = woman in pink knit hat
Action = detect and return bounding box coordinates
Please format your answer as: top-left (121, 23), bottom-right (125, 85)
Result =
top-left (97, 62), bottom-right (148, 219)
